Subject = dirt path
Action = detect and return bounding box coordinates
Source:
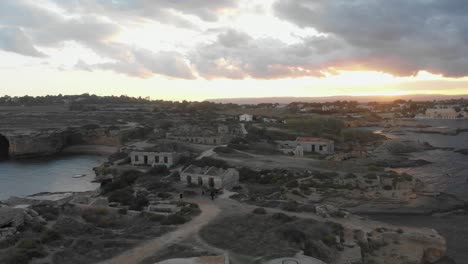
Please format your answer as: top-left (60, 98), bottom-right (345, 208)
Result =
top-left (98, 197), bottom-right (220, 264)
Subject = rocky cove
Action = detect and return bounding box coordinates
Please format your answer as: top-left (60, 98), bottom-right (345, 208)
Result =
top-left (0, 124), bottom-right (146, 160)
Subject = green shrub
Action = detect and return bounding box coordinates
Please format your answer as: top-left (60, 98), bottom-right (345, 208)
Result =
top-left (368, 165), bottom-right (384, 172)
top-left (161, 214), bottom-right (187, 225)
top-left (31, 204), bottom-right (60, 221)
top-left (17, 239), bottom-right (40, 250)
top-left (252, 207), bottom-right (267, 214)
top-left (101, 170), bottom-right (142, 194)
top-left (214, 146), bottom-right (234, 154)
top-left (364, 173), bottom-right (378, 180)
top-left (40, 229), bottom-right (62, 243)
top-left (81, 208), bottom-right (117, 228)
top-left (108, 188), bottom-right (134, 205)
top-left (321, 234), bottom-right (337, 246)
top-left (147, 165), bottom-right (169, 176)
top-left (129, 193), bottom-right (149, 211)
top-left (286, 180), bottom-right (299, 188)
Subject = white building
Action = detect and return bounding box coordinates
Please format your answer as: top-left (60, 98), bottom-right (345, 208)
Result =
top-left (239, 114), bottom-right (253, 122)
top-left (130, 151), bottom-right (181, 167)
top-left (181, 165), bottom-right (239, 190)
top-left (277, 137), bottom-right (334, 155)
top-left (425, 108), bottom-right (465, 119)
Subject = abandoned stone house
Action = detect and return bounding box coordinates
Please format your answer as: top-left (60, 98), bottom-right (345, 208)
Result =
top-left (181, 165), bottom-right (239, 190)
top-left (276, 137), bottom-right (335, 155)
top-left (130, 151), bottom-right (181, 167)
top-left (239, 114), bottom-right (253, 122)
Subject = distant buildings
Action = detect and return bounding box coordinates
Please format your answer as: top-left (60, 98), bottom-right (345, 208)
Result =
top-left (277, 137), bottom-right (335, 155)
top-left (181, 165), bottom-right (239, 190)
top-left (166, 124), bottom-right (241, 145)
top-left (239, 114), bottom-right (253, 122)
top-left (424, 108), bottom-right (466, 119)
top-left (167, 134), bottom-right (229, 145)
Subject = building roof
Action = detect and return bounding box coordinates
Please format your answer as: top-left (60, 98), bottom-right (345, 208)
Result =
top-left (296, 137), bottom-right (332, 143)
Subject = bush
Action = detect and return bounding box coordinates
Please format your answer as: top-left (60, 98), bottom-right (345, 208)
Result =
top-left (5, 251), bottom-right (29, 264)
top-left (252, 207), bottom-right (267, 214)
top-left (31, 204), bottom-right (60, 221)
top-left (214, 146), bottom-right (234, 154)
top-left (129, 193), bottom-right (149, 211)
top-left (17, 239), bottom-right (40, 250)
top-left (101, 170), bottom-right (142, 194)
top-left (108, 188), bottom-right (134, 205)
top-left (368, 165), bottom-right (384, 172)
top-left (281, 201), bottom-right (299, 212)
top-left (147, 165), bottom-right (169, 176)
top-left (321, 234), bottom-right (337, 246)
top-left (161, 214), bottom-right (187, 225)
top-left (41, 229), bottom-right (62, 243)
top-left (364, 173), bottom-right (378, 180)
top-left (81, 208), bottom-right (117, 228)
top-left (286, 180), bottom-right (299, 188)
top-left (382, 185), bottom-right (393, 190)
top-left (271, 212), bottom-right (294, 223)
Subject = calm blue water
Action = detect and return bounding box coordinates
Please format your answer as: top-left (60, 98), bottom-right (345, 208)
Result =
top-left (0, 155), bottom-right (104, 200)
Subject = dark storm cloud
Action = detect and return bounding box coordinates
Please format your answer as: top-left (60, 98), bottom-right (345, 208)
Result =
top-left (273, 0), bottom-right (468, 77)
top-left (190, 29), bottom-right (353, 79)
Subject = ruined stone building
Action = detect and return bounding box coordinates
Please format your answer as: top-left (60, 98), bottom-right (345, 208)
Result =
top-left (130, 151), bottom-right (181, 167)
top-left (239, 114), bottom-right (253, 122)
top-left (276, 137), bottom-right (335, 155)
top-left (181, 165), bottom-right (239, 190)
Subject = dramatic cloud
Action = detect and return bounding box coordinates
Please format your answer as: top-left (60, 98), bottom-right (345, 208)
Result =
top-left (0, 27), bottom-right (46, 57)
top-left (190, 29), bottom-right (353, 79)
top-left (1, 0), bottom-right (467, 81)
top-left (77, 48), bottom-right (195, 79)
top-left (0, 0), bottom-right (195, 79)
top-left (273, 0), bottom-right (468, 77)
top-left (53, 0), bottom-right (238, 27)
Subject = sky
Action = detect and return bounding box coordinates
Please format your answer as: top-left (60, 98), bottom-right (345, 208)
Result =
top-left (1, 0), bottom-right (468, 101)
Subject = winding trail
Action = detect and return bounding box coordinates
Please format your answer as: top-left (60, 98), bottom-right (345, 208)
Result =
top-left (98, 197), bottom-right (220, 264)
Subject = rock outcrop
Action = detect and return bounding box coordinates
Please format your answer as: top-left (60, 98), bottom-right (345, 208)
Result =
top-left (5, 130), bottom-right (66, 159)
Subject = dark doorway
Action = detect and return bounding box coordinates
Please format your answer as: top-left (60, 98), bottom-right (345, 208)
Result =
top-left (209, 177), bottom-right (215, 188)
top-left (0, 134), bottom-right (9, 161)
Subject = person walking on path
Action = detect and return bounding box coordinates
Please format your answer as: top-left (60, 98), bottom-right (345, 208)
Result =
top-left (210, 190), bottom-right (215, 200)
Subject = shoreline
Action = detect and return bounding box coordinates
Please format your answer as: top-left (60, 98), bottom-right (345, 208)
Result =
top-left (61, 145), bottom-right (118, 155)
